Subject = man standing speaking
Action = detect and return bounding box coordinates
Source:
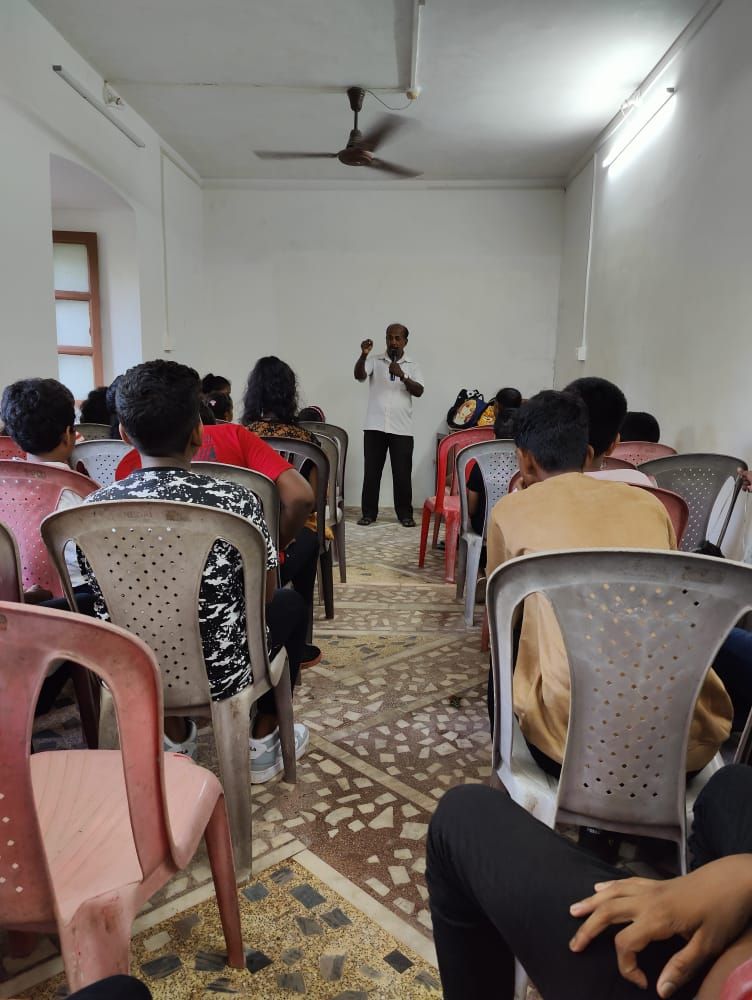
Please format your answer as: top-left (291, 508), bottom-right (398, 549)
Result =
top-left (354, 323), bottom-right (424, 527)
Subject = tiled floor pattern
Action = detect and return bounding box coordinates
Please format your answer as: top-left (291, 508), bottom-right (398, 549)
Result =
top-left (2, 509), bottom-right (493, 996)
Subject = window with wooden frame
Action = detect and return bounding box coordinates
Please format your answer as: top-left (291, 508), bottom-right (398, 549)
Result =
top-left (52, 231), bottom-right (103, 401)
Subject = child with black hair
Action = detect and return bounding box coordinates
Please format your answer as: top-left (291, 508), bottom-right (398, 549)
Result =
top-left (621, 410), bottom-right (661, 443)
top-left (206, 391), bottom-right (233, 422)
top-left (202, 373), bottom-right (231, 396)
top-left (79, 386), bottom-right (110, 425)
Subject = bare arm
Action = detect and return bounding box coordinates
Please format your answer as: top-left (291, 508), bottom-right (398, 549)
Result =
top-left (265, 567), bottom-right (277, 605)
top-left (276, 467), bottom-right (314, 548)
top-left (354, 339), bottom-right (373, 381)
top-left (388, 360), bottom-right (423, 397)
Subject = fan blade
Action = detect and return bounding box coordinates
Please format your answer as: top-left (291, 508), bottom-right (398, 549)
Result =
top-left (360, 115), bottom-right (406, 152)
top-left (367, 158), bottom-right (422, 179)
top-left (254, 151), bottom-right (337, 160)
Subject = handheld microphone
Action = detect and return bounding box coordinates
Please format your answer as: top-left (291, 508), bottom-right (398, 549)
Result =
top-left (389, 348), bottom-right (398, 381)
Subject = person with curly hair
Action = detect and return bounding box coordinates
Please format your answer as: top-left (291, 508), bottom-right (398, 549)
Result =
top-left (79, 386), bottom-right (110, 425)
top-left (202, 373), bottom-right (232, 396)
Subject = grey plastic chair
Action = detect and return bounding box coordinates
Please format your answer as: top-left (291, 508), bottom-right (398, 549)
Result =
top-left (74, 423), bottom-right (113, 441)
top-left (0, 520), bottom-right (22, 602)
top-left (455, 440), bottom-right (518, 626)
top-left (72, 439), bottom-right (132, 487)
top-left (42, 499), bottom-right (297, 880)
top-left (487, 548), bottom-right (752, 875)
top-left (639, 453), bottom-right (748, 552)
top-left (262, 437), bottom-right (334, 622)
top-left (299, 421), bottom-right (348, 582)
top-left (192, 461), bottom-right (280, 551)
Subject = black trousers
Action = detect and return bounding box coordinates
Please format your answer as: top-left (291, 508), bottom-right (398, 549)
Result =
top-left (69, 977), bottom-right (151, 999)
top-left (279, 525), bottom-right (318, 629)
top-left (259, 587), bottom-right (306, 716)
top-left (427, 765), bottom-right (752, 1000)
top-left (361, 430), bottom-right (414, 521)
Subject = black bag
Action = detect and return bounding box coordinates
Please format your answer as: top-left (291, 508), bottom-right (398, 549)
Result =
top-left (446, 389), bottom-right (487, 429)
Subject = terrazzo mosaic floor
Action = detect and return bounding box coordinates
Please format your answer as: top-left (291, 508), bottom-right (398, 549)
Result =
top-left (1, 508), bottom-right (494, 998)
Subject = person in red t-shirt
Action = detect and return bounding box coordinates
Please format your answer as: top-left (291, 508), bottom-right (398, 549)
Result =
top-left (116, 421), bottom-right (322, 665)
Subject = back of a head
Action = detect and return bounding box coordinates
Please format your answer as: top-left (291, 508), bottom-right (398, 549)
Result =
top-left (117, 360), bottom-right (201, 456)
top-left (80, 386), bottom-right (110, 425)
top-left (206, 391), bottom-right (233, 422)
top-left (620, 411), bottom-right (660, 443)
top-left (202, 373), bottom-right (231, 395)
top-left (565, 377), bottom-right (627, 458)
top-left (0, 378), bottom-right (75, 455)
top-left (515, 390), bottom-right (589, 473)
top-left (106, 375), bottom-right (124, 438)
top-left (242, 356), bottom-right (298, 425)
top-left (298, 405), bottom-right (326, 423)
top-left (494, 407), bottom-right (518, 440)
top-left (495, 387), bottom-right (522, 411)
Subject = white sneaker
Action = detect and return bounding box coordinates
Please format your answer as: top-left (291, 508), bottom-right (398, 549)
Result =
top-left (163, 719), bottom-right (198, 759)
top-left (250, 723), bottom-right (310, 784)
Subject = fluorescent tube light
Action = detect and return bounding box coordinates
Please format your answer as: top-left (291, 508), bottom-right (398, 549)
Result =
top-left (52, 65), bottom-right (145, 148)
top-left (603, 86), bottom-right (676, 169)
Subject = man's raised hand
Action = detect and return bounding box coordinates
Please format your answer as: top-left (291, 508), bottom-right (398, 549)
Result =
top-left (360, 339), bottom-right (373, 356)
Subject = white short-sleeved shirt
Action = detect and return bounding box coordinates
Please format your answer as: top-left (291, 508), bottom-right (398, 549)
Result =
top-left (363, 352), bottom-right (425, 436)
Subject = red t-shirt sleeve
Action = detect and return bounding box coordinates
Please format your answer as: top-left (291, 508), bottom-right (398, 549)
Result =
top-left (237, 426), bottom-right (292, 481)
top-left (115, 448), bottom-right (141, 480)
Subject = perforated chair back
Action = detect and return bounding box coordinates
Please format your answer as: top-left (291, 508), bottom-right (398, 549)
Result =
top-left (192, 461), bottom-right (280, 549)
top-left (639, 454), bottom-right (748, 552)
top-left (488, 548), bottom-right (752, 865)
top-left (456, 440), bottom-right (519, 539)
top-left (0, 521), bottom-right (22, 602)
top-left (600, 456), bottom-right (637, 471)
top-left (612, 441), bottom-right (677, 466)
top-left (632, 485), bottom-right (690, 548)
top-left (0, 436), bottom-right (25, 460)
top-left (314, 435), bottom-right (339, 530)
top-left (261, 438), bottom-right (329, 554)
top-left (74, 423), bottom-right (113, 441)
top-left (72, 440), bottom-right (132, 487)
top-left (0, 460), bottom-right (98, 595)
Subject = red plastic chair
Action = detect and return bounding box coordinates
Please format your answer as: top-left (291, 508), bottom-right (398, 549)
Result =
top-left (0, 520), bottom-right (22, 602)
top-left (633, 484), bottom-right (689, 548)
top-left (0, 435), bottom-right (25, 460)
top-left (0, 602), bottom-right (244, 993)
top-left (722, 958), bottom-right (752, 999)
top-left (0, 460), bottom-right (98, 596)
top-left (600, 455), bottom-right (637, 471)
top-left (419, 427), bottom-right (494, 582)
top-left (612, 440), bottom-right (677, 466)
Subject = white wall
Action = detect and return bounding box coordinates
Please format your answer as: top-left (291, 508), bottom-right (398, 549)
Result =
top-left (0, 0), bottom-right (203, 389)
top-left (555, 0), bottom-right (752, 467)
top-left (202, 186), bottom-right (564, 504)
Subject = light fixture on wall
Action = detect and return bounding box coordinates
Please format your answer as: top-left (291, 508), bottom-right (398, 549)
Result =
top-left (602, 86), bottom-right (676, 170)
top-left (52, 65), bottom-right (145, 148)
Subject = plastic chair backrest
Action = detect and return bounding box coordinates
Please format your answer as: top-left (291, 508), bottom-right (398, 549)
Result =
top-left (600, 456), bottom-right (637, 471)
top-left (71, 440), bottom-right (132, 487)
top-left (456, 440), bottom-right (519, 538)
top-left (435, 429), bottom-right (494, 511)
top-left (632, 484), bottom-right (690, 548)
top-left (261, 438), bottom-right (329, 553)
top-left (488, 549), bottom-right (752, 846)
top-left (722, 957), bottom-right (752, 999)
top-left (0, 460), bottom-right (98, 596)
top-left (0, 436), bottom-right (25, 460)
top-left (311, 435), bottom-right (338, 528)
top-left (0, 521), bottom-right (22, 602)
top-left (75, 423), bottom-right (113, 441)
top-left (299, 421), bottom-right (348, 508)
top-left (191, 461), bottom-right (280, 548)
top-left (0, 601), bottom-right (173, 925)
top-left (612, 441), bottom-right (677, 466)
top-left (42, 500), bottom-right (273, 713)
top-left (639, 454), bottom-right (748, 552)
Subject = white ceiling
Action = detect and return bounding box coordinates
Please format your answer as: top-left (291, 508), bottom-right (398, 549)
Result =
top-left (31, 0), bottom-right (706, 182)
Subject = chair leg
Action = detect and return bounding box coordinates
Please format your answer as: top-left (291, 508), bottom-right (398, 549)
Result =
top-left (57, 898), bottom-right (131, 993)
top-left (204, 795), bottom-right (245, 968)
top-left (464, 542), bottom-right (483, 627)
top-left (444, 514), bottom-right (460, 584)
top-left (97, 685), bottom-right (118, 750)
top-left (432, 511), bottom-right (442, 548)
top-left (455, 538), bottom-right (467, 601)
top-left (334, 520), bottom-right (346, 583)
top-left (320, 548), bottom-right (334, 619)
top-left (71, 665), bottom-right (100, 749)
top-left (272, 660), bottom-right (297, 785)
top-left (210, 694), bottom-right (254, 881)
top-left (418, 505), bottom-right (431, 567)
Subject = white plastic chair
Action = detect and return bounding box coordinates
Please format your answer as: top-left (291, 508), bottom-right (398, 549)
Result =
top-left (42, 499), bottom-right (297, 880)
top-left (74, 423), bottom-right (113, 441)
top-left (71, 439), bottom-right (132, 487)
top-left (455, 440), bottom-right (518, 626)
top-left (192, 461), bottom-right (280, 551)
top-left (299, 421), bottom-right (348, 582)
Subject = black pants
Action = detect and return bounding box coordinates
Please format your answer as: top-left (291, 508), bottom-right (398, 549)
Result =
top-left (69, 977), bottom-right (151, 999)
top-left (279, 525), bottom-right (318, 624)
top-left (259, 587), bottom-right (306, 716)
top-left (427, 765), bottom-right (752, 1000)
top-left (361, 430), bottom-right (414, 521)
top-left (36, 585), bottom-right (96, 716)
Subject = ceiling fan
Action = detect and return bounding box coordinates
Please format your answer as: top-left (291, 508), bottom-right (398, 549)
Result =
top-left (254, 86), bottom-right (421, 178)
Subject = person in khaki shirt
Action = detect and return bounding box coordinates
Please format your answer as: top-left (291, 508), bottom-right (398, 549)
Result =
top-left (487, 389), bottom-right (732, 775)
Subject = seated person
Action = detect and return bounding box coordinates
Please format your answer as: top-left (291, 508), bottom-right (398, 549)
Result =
top-left (467, 407), bottom-right (518, 538)
top-left (492, 386), bottom-right (521, 438)
top-left (565, 377), bottom-right (653, 485)
top-left (486, 389), bottom-right (731, 775)
top-left (116, 413), bottom-right (320, 667)
top-left (298, 405), bottom-right (326, 422)
top-left (621, 410), bottom-right (661, 443)
top-left (427, 765), bottom-right (752, 1000)
top-left (106, 375), bottom-right (124, 439)
top-left (206, 391), bottom-right (233, 422)
top-left (82, 360), bottom-right (309, 780)
top-left (202, 372), bottom-right (232, 397)
top-left (79, 386), bottom-right (110, 425)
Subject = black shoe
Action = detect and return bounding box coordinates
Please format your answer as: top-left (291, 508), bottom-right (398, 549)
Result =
top-left (301, 644), bottom-right (322, 669)
top-left (357, 516), bottom-right (375, 526)
top-left (400, 517), bottom-right (416, 527)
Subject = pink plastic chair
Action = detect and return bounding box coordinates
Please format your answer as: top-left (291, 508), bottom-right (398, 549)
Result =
top-left (419, 427), bottom-right (494, 582)
top-left (633, 484), bottom-right (689, 548)
top-left (0, 436), bottom-right (25, 460)
top-left (0, 460), bottom-right (98, 596)
top-left (722, 958), bottom-right (752, 999)
top-left (600, 455), bottom-right (637, 471)
top-left (612, 441), bottom-right (677, 466)
top-left (0, 520), bottom-right (22, 602)
top-left (0, 602), bottom-right (244, 992)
